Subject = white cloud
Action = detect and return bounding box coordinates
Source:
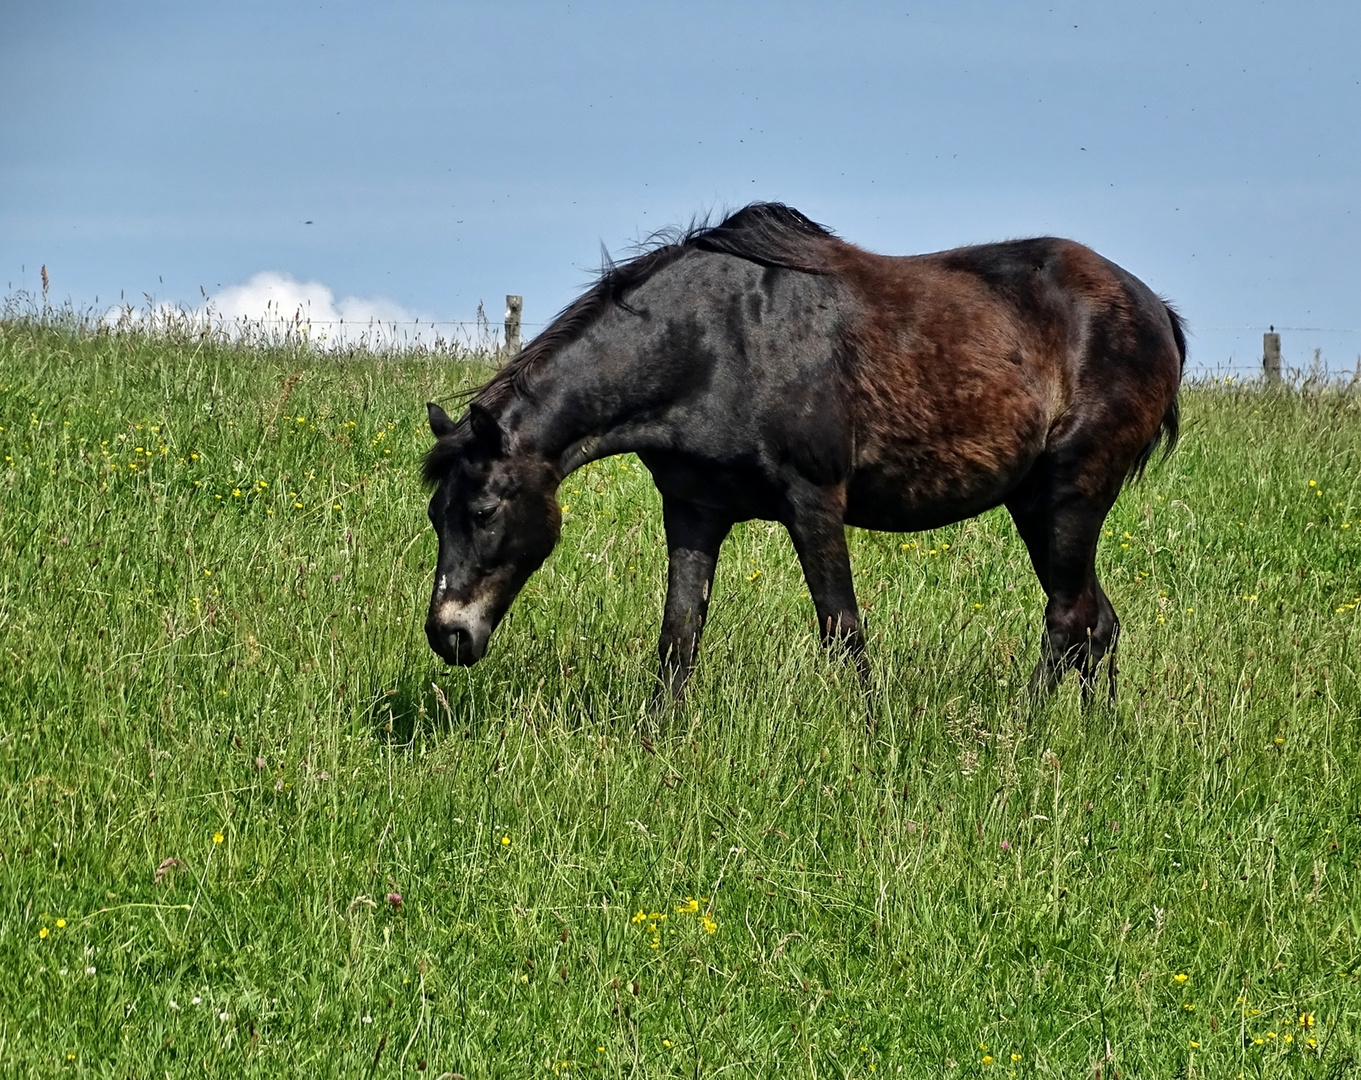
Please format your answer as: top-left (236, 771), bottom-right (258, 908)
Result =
top-left (210, 271), bottom-right (415, 330)
top-left (102, 272), bottom-right (497, 352)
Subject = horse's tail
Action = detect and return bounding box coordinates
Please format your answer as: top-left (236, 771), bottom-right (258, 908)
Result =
top-left (1127, 301), bottom-right (1187, 481)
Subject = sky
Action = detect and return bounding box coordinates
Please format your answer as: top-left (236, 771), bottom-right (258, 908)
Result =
top-left (2, 0), bottom-right (1358, 372)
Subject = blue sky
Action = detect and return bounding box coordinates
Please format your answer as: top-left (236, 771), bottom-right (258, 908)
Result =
top-left (2, 1), bottom-right (1358, 371)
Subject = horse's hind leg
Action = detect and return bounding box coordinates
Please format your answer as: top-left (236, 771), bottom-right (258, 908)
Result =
top-left (781, 481), bottom-right (877, 732)
top-left (1007, 476), bottom-right (1121, 705)
top-left (783, 484), bottom-right (866, 669)
top-left (656, 496), bottom-right (733, 699)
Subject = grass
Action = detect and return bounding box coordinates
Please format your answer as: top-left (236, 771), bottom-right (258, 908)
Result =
top-left (0, 320), bottom-right (1358, 1078)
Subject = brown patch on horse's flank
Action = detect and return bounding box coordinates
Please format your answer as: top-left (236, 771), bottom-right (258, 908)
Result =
top-left (812, 231), bottom-right (1183, 522)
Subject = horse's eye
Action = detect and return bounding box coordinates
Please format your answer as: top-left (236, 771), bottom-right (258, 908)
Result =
top-left (470, 502), bottom-right (498, 526)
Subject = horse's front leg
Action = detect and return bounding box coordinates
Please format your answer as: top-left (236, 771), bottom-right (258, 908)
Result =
top-left (656, 496), bottom-right (733, 699)
top-left (783, 484), bottom-right (867, 676)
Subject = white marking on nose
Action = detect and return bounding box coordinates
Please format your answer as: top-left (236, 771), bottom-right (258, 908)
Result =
top-left (437, 574), bottom-right (448, 593)
top-left (433, 594), bottom-right (494, 631)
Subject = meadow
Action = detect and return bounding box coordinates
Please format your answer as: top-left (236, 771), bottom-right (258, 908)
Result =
top-left (0, 319), bottom-right (1358, 1078)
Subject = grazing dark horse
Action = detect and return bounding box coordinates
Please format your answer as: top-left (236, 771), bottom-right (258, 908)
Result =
top-left (423, 204), bottom-right (1185, 701)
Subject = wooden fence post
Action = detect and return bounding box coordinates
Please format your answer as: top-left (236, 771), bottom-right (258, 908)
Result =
top-left (504, 295), bottom-right (522, 357)
top-left (1263, 326), bottom-right (1281, 384)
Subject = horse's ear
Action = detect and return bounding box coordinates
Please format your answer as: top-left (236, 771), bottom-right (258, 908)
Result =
top-left (427, 401), bottom-right (457, 439)
top-left (468, 402), bottom-right (504, 454)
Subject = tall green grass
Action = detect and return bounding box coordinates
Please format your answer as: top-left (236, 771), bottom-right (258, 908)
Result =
top-left (1, 321), bottom-right (1358, 1077)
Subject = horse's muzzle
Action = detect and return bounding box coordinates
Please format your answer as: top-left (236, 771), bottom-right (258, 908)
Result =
top-left (425, 614), bottom-right (489, 666)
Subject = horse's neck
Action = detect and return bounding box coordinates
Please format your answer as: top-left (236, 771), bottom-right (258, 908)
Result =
top-left (505, 334), bottom-right (662, 477)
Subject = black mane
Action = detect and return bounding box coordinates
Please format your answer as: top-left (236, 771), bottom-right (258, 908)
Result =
top-left (424, 203), bottom-right (837, 484)
top-left (484, 203), bottom-right (833, 408)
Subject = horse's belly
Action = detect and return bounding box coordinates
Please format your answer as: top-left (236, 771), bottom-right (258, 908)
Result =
top-left (844, 472), bottom-right (1009, 530)
top-left (845, 436), bottom-right (1045, 532)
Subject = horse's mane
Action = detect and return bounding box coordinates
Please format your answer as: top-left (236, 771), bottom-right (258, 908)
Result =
top-left (490, 203), bottom-right (835, 405)
top-left (423, 203), bottom-right (838, 483)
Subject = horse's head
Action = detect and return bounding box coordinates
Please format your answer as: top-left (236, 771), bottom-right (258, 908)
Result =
top-left (422, 401), bottom-right (561, 665)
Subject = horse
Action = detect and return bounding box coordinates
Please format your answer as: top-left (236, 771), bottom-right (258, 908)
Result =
top-left (422, 203), bottom-right (1185, 702)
